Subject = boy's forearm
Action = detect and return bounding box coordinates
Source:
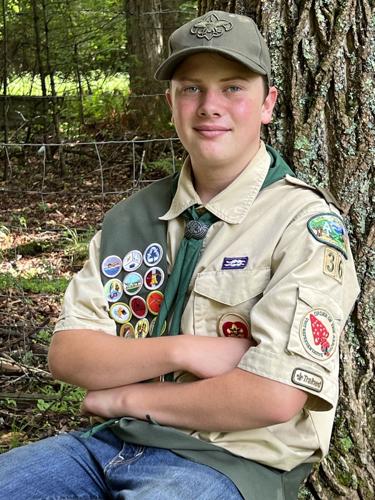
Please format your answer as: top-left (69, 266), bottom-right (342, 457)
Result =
top-left (49, 329), bottom-right (183, 389)
top-left (82, 368), bottom-right (308, 431)
top-left (48, 329), bottom-right (250, 390)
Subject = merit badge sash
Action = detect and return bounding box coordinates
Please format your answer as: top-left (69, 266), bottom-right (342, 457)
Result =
top-left (100, 174), bottom-right (178, 337)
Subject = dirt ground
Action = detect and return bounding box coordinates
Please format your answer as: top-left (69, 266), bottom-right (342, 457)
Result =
top-left (0, 142), bottom-right (182, 452)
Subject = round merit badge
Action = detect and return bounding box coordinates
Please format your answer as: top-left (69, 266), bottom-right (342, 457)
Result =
top-left (143, 243), bottom-right (163, 267)
top-left (101, 255), bottom-right (122, 278)
top-left (147, 291), bottom-right (164, 315)
top-left (104, 279), bottom-right (123, 303)
top-left (300, 308), bottom-right (337, 360)
top-left (109, 302), bottom-right (132, 324)
top-left (123, 250), bottom-right (143, 272)
top-left (149, 317), bottom-right (166, 336)
top-left (130, 295), bottom-right (147, 319)
top-left (119, 322), bottom-right (135, 338)
top-left (135, 318), bottom-right (149, 338)
top-left (144, 267), bottom-right (164, 290)
top-left (218, 313), bottom-right (250, 338)
top-left (123, 272), bottom-right (143, 296)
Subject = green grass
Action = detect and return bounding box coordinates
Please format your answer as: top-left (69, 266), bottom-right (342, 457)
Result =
top-left (0, 273), bottom-right (69, 294)
top-left (62, 226), bottom-right (95, 264)
top-left (7, 72), bottom-right (129, 97)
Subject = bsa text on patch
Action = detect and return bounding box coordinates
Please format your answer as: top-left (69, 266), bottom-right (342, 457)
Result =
top-left (222, 257), bottom-right (248, 270)
top-left (292, 368), bottom-right (323, 393)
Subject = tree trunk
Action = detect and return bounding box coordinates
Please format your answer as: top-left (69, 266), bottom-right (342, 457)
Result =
top-left (31, 0), bottom-right (50, 155)
top-left (41, 0), bottom-right (65, 176)
top-left (125, 0), bottom-right (180, 133)
top-left (1, 0), bottom-right (10, 180)
top-left (198, 1), bottom-right (374, 498)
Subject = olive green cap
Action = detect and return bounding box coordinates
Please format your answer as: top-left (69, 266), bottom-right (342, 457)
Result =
top-left (155, 10), bottom-right (271, 82)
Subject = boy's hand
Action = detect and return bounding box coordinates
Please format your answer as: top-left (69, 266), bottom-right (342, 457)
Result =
top-left (178, 335), bottom-right (254, 379)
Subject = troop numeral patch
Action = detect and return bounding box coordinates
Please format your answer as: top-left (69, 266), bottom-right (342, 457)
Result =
top-left (323, 247), bottom-right (343, 283)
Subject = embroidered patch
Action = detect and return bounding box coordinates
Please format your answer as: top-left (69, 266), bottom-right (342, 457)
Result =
top-left (291, 368), bottom-right (323, 393)
top-left (300, 309), bottom-right (338, 361)
top-left (323, 247), bottom-right (343, 283)
top-left (123, 250), bottom-right (143, 272)
top-left (109, 302), bottom-right (132, 324)
top-left (119, 322), bottom-right (135, 338)
top-left (221, 257), bottom-right (248, 270)
top-left (135, 318), bottom-right (149, 338)
top-left (101, 255), bottom-right (122, 278)
top-left (123, 272), bottom-right (143, 296)
top-left (218, 313), bottom-right (250, 338)
top-left (104, 279), bottom-right (123, 303)
top-left (150, 317), bottom-right (166, 336)
top-left (129, 295), bottom-right (147, 319)
top-left (190, 13), bottom-right (232, 40)
top-left (307, 213), bottom-right (348, 258)
top-left (144, 267), bottom-right (164, 290)
top-left (147, 291), bottom-right (164, 315)
top-left (143, 243), bottom-right (163, 267)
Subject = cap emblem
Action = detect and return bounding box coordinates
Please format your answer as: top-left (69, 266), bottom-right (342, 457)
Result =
top-left (190, 13), bottom-right (232, 41)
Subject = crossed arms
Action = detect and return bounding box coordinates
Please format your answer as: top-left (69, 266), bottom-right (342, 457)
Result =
top-left (49, 329), bottom-right (307, 432)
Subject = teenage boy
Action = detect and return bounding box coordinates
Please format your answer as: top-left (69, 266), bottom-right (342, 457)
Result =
top-left (0, 11), bottom-right (359, 500)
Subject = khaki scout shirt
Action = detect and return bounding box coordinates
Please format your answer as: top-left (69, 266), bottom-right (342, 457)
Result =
top-left (55, 142), bottom-right (360, 471)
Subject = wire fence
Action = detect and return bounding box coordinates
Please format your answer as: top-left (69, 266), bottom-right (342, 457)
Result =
top-left (0, 137), bottom-right (182, 231)
top-left (1, 137), bottom-right (181, 189)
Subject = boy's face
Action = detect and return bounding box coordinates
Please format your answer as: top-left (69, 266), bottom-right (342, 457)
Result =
top-left (166, 53), bottom-right (277, 173)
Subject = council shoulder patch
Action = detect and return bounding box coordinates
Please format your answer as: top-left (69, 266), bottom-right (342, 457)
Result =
top-left (307, 213), bottom-right (348, 259)
top-left (299, 308), bottom-right (338, 361)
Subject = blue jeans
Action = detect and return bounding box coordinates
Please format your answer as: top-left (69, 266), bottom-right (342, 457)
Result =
top-left (0, 429), bottom-right (242, 499)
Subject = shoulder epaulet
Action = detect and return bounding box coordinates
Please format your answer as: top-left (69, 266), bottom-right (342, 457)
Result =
top-left (285, 175), bottom-right (342, 211)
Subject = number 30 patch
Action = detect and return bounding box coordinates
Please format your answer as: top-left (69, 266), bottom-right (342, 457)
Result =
top-left (323, 247), bottom-right (343, 283)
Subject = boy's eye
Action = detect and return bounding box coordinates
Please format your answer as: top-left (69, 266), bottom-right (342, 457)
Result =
top-left (182, 86), bottom-right (200, 94)
top-left (226, 85), bottom-right (241, 93)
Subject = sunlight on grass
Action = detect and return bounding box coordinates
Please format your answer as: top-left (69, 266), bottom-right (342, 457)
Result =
top-left (0, 273), bottom-right (69, 294)
top-left (7, 72), bottom-right (129, 96)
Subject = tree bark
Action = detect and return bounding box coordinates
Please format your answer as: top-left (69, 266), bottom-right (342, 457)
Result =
top-left (1, 0), bottom-right (10, 180)
top-left (31, 0), bottom-right (50, 155)
top-left (125, 0), bottom-right (180, 133)
top-left (41, 0), bottom-right (65, 176)
top-left (199, 1), bottom-right (374, 498)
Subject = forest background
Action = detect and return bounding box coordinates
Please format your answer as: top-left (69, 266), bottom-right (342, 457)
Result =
top-left (0, 1), bottom-right (374, 498)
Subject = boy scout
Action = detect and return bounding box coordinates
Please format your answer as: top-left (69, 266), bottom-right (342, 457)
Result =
top-left (0, 10), bottom-right (359, 500)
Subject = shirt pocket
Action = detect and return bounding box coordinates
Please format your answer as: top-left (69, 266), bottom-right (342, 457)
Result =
top-left (192, 268), bottom-right (271, 337)
top-left (287, 286), bottom-right (343, 372)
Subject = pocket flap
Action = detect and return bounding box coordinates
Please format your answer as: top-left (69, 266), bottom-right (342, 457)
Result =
top-left (298, 286), bottom-right (343, 320)
top-left (194, 268), bottom-right (270, 306)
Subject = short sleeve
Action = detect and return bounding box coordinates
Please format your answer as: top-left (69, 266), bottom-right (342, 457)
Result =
top-left (237, 203), bottom-right (360, 411)
top-left (54, 231), bottom-right (117, 336)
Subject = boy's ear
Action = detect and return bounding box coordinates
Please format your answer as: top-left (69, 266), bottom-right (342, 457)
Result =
top-left (261, 86), bottom-right (278, 125)
top-left (165, 88), bottom-right (173, 110)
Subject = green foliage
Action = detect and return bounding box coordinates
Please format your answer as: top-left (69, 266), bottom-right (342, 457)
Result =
top-left (11, 214), bottom-right (28, 231)
top-left (144, 157), bottom-right (181, 177)
top-left (35, 383), bottom-right (85, 415)
top-left (35, 329), bottom-right (53, 344)
top-left (62, 225), bottom-right (95, 264)
top-left (2, 0), bottom-right (127, 79)
top-left (0, 272), bottom-right (69, 294)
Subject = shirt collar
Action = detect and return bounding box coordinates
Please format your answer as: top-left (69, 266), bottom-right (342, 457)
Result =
top-left (160, 141), bottom-right (271, 224)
